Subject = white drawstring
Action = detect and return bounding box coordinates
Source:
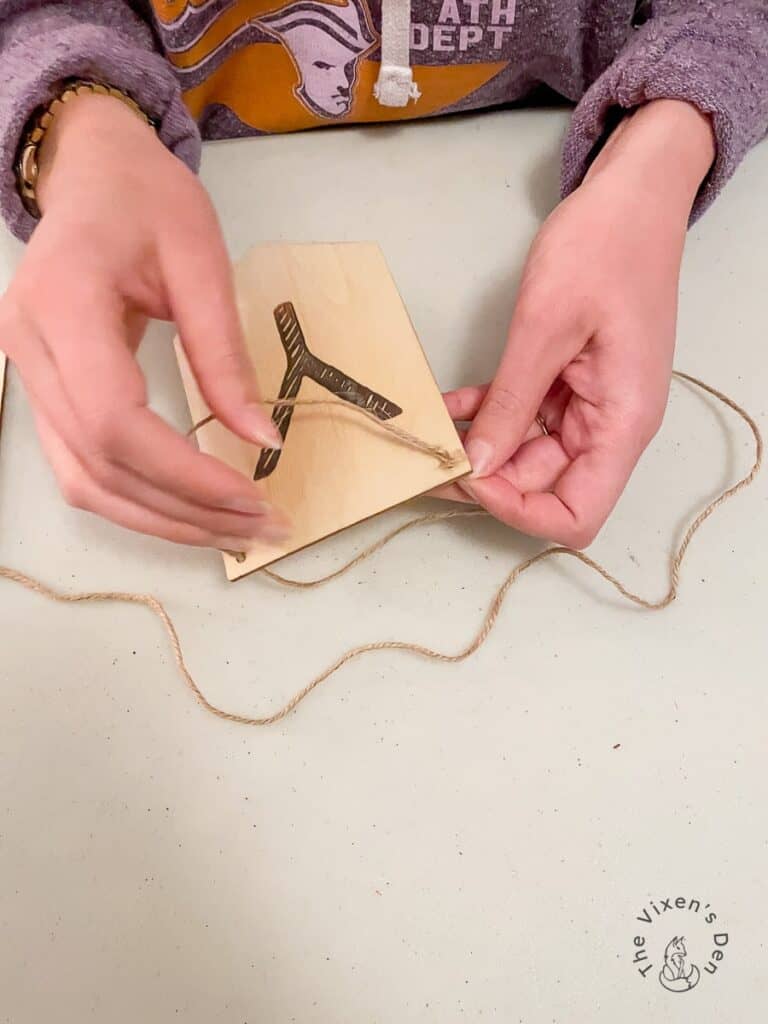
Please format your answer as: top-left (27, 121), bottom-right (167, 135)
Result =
top-left (374, 0), bottom-right (421, 107)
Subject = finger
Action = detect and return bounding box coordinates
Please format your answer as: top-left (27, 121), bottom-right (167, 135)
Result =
top-left (107, 405), bottom-right (288, 516)
top-left (105, 459), bottom-right (291, 542)
top-left (158, 206), bottom-right (282, 450)
top-left (446, 379), bottom-right (572, 438)
top-left (19, 336), bottom-right (288, 539)
top-left (434, 423), bottom-right (552, 503)
top-left (33, 412), bottom-right (256, 551)
top-left (446, 378), bottom-right (573, 429)
top-left (456, 435), bottom-right (569, 503)
top-left (464, 306), bottom-right (582, 478)
top-left (460, 442), bottom-right (637, 548)
top-left (443, 414), bottom-right (543, 448)
top-left (430, 482), bottom-right (477, 503)
top-left (29, 295), bottom-right (285, 522)
top-left (443, 384), bottom-right (489, 422)
top-left (490, 434), bottom-right (571, 494)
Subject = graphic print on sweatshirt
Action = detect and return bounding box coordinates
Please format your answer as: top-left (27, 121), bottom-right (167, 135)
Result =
top-left (148, 0), bottom-right (517, 131)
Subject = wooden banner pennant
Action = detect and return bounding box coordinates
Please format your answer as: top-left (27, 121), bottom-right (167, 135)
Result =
top-left (176, 243), bottom-right (471, 580)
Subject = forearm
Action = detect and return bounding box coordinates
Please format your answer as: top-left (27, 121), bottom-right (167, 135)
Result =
top-left (36, 91), bottom-right (161, 214)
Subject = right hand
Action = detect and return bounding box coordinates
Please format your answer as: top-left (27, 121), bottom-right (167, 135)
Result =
top-left (0, 91), bottom-right (290, 551)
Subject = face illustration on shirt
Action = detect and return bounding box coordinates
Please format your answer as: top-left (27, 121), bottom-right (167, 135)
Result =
top-left (288, 29), bottom-right (358, 116)
top-left (258, 0), bottom-right (378, 118)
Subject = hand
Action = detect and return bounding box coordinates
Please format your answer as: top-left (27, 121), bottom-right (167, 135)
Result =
top-left (442, 100), bottom-right (715, 548)
top-left (0, 92), bottom-right (288, 550)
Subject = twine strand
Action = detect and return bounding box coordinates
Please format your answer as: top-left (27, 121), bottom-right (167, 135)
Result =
top-left (0, 371), bottom-right (762, 727)
top-left (189, 396), bottom-right (464, 470)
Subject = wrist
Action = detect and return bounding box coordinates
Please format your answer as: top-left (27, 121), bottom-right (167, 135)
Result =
top-left (583, 99), bottom-right (715, 217)
top-left (33, 89), bottom-right (156, 214)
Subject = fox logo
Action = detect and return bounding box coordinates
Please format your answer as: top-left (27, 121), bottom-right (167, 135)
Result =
top-left (659, 936), bottom-right (700, 993)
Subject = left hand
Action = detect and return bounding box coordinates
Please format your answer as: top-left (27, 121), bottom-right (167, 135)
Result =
top-left (441, 100), bottom-right (715, 548)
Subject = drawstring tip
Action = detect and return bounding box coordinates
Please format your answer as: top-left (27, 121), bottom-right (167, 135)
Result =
top-left (374, 65), bottom-right (421, 107)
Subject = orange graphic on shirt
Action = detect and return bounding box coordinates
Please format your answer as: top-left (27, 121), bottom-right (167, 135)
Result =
top-left (151, 0), bottom-right (212, 22)
top-left (150, 0), bottom-right (508, 132)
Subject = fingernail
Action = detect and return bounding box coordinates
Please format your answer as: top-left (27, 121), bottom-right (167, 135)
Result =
top-left (245, 406), bottom-right (283, 450)
top-left (224, 496), bottom-right (273, 515)
top-left (465, 439), bottom-right (494, 478)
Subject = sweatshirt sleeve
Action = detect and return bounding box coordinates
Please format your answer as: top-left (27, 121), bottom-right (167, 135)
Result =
top-left (561, 1), bottom-right (768, 221)
top-left (0, 1), bottom-right (201, 241)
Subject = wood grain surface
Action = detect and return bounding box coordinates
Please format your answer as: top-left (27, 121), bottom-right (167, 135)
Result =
top-left (176, 243), bottom-right (470, 580)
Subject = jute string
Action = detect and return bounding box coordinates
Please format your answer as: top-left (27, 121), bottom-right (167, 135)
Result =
top-left (190, 397), bottom-right (464, 471)
top-left (0, 370), bottom-right (762, 727)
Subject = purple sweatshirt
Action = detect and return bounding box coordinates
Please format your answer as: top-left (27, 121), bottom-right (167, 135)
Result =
top-left (1, 1), bottom-right (767, 240)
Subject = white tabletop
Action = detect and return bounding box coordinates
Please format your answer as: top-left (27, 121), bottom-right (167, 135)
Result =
top-left (1, 109), bottom-right (766, 1023)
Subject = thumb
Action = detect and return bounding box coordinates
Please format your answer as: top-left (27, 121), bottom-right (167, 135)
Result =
top-left (464, 312), bottom-right (573, 477)
top-left (161, 214), bottom-right (282, 450)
